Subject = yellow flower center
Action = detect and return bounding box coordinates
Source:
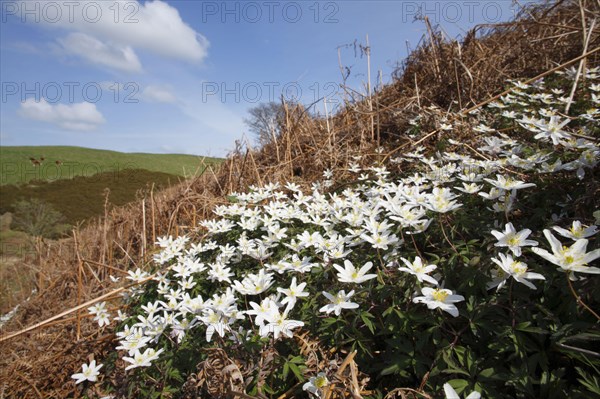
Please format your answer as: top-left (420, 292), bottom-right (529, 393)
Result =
top-left (508, 237), bottom-right (519, 246)
top-left (512, 262), bottom-right (527, 275)
top-left (315, 376), bottom-right (328, 388)
top-left (570, 227), bottom-right (583, 238)
top-left (432, 289), bottom-right (448, 302)
top-left (564, 255), bottom-right (575, 265)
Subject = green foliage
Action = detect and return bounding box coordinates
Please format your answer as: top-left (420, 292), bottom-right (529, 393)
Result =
top-left (0, 169), bottom-right (179, 225)
top-left (10, 198), bottom-right (66, 238)
top-left (90, 70), bottom-right (600, 399)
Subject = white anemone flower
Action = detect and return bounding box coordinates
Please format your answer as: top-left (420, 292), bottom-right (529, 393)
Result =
top-left (246, 298), bottom-right (278, 327)
top-left (413, 287), bottom-right (464, 317)
top-left (552, 221), bottom-right (598, 240)
top-left (489, 253), bottom-right (545, 290)
top-left (232, 269), bottom-right (274, 295)
top-left (484, 174), bottom-right (536, 191)
top-left (360, 232), bottom-right (399, 250)
top-left (303, 372), bottom-right (329, 398)
top-left (333, 260), bottom-right (377, 284)
top-left (259, 308), bottom-right (304, 340)
top-left (532, 230), bottom-right (600, 276)
top-left (71, 360), bottom-right (103, 384)
top-left (277, 277), bottom-right (309, 309)
top-left (199, 309), bottom-right (230, 342)
top-left (319, 290), bottom-right (359, 316)
top-left (533, 115), bottom-right (571, 145)
top-left (490, 222), bottom-right (538, 257)
top-left (123, 348), bottom-right (164, 371)
top-left (398, 256), bottom-right (438, 285)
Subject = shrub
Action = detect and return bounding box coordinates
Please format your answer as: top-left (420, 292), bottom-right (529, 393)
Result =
top-left (10, 198), bottom-right (67, 239)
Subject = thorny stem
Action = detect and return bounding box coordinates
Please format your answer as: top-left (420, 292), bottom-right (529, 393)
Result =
top-left (566, 274), bottom-right (600, 322)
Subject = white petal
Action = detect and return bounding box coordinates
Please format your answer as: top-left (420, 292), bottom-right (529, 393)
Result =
top-left (531, 247), bottom-right (558, 265)
top-left (443, 383), bottom-right (460, 399)
top-left (543, 230), bottom-right (563, 255)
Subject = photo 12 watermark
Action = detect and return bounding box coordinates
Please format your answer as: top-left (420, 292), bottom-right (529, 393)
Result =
top-left (1, 1), bottom-right (140, 24)
top-left (201, 81), bottom-right (341, 104)
top-left (0, 161), bottom-right (144, 185)
top-left (198, 1), bottom-right (340, 24)
top-left (400, 1), bottom-right (517, 24)
top-left (1, 81), bottom-right (140, 103)
top-left (0, 242), bottom-right (38, 264)
top-left (1, 1), bottom-right (341, 24)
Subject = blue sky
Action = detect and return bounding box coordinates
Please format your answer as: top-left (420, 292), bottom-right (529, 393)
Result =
top-left (0, 0), bottom-right (528, 156)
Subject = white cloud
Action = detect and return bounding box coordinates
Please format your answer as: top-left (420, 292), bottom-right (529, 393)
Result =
top-left (141, 85), bottom-right (177, 103)
top-left (24, 0), bottom-right (209, 65)
top-left (58, 32), bottom-right (142, 73)
top-left (179, 97), bottom-right (245, 143)
top-left (8, 41), bottom-right (43, 54)
top-left (111, 0), bottom-right (209, 62)
top-left (19, 98), bottom-right (106, 131)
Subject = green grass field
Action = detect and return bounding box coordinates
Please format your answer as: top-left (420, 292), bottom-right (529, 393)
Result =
top-left (0, 145), bottom-right (222, 313)
top-left (0, 146), bottom-right (221, 186)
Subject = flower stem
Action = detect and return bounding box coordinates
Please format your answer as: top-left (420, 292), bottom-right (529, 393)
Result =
top-left (439, 216), bottom-right (459, 255)
top-left (566, 275), bottom-right (600, 322)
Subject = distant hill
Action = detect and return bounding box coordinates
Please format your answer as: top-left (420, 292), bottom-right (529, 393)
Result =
top-left (0, 146), bottom-right (221, 186)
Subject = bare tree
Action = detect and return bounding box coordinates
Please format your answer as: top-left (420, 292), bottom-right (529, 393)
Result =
top-left (244, 102), bottom-right (285, 147)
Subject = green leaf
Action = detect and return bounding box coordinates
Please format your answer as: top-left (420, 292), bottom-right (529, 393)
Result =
top-left (289, 363), bottom-right (304, 382)
top-left (446, 379), bottom-right (469, 395)
top-left (282, 362), bottom-right (290, 380)
top-left (479, 368), bottom-right (495, 378)
top-left (441, 349), bottom-right (470, 377)
top-left (576, 367), bottom-right (600, 395)
top-left (468, 256), bottom-right (481, 266)
top-left (289, 355), bottom-right (304, 364)
top-left (515, 322), bottom-right (547, 334)
top-left (361, 311), bottom-right (376, 334)
top-left (380, 363), bottom-right (399, 376)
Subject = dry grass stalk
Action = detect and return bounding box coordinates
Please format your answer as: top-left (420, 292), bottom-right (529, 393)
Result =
top-left (0, 274), bottom-right (154, 343)
top-left (1, 2), bottom-right (599, 397)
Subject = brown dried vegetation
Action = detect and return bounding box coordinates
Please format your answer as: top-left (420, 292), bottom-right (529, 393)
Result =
top-left (1, 1), bottom-right (599, 397)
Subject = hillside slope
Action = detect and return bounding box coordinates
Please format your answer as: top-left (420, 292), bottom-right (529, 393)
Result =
top-left (0, 146), bottom-right (221, 185)
top-left (0, 1), bottom-right (598, 398)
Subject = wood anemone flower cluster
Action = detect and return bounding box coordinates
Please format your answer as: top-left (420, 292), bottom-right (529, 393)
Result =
top-left (0, 1), bottom-right (599, 397)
